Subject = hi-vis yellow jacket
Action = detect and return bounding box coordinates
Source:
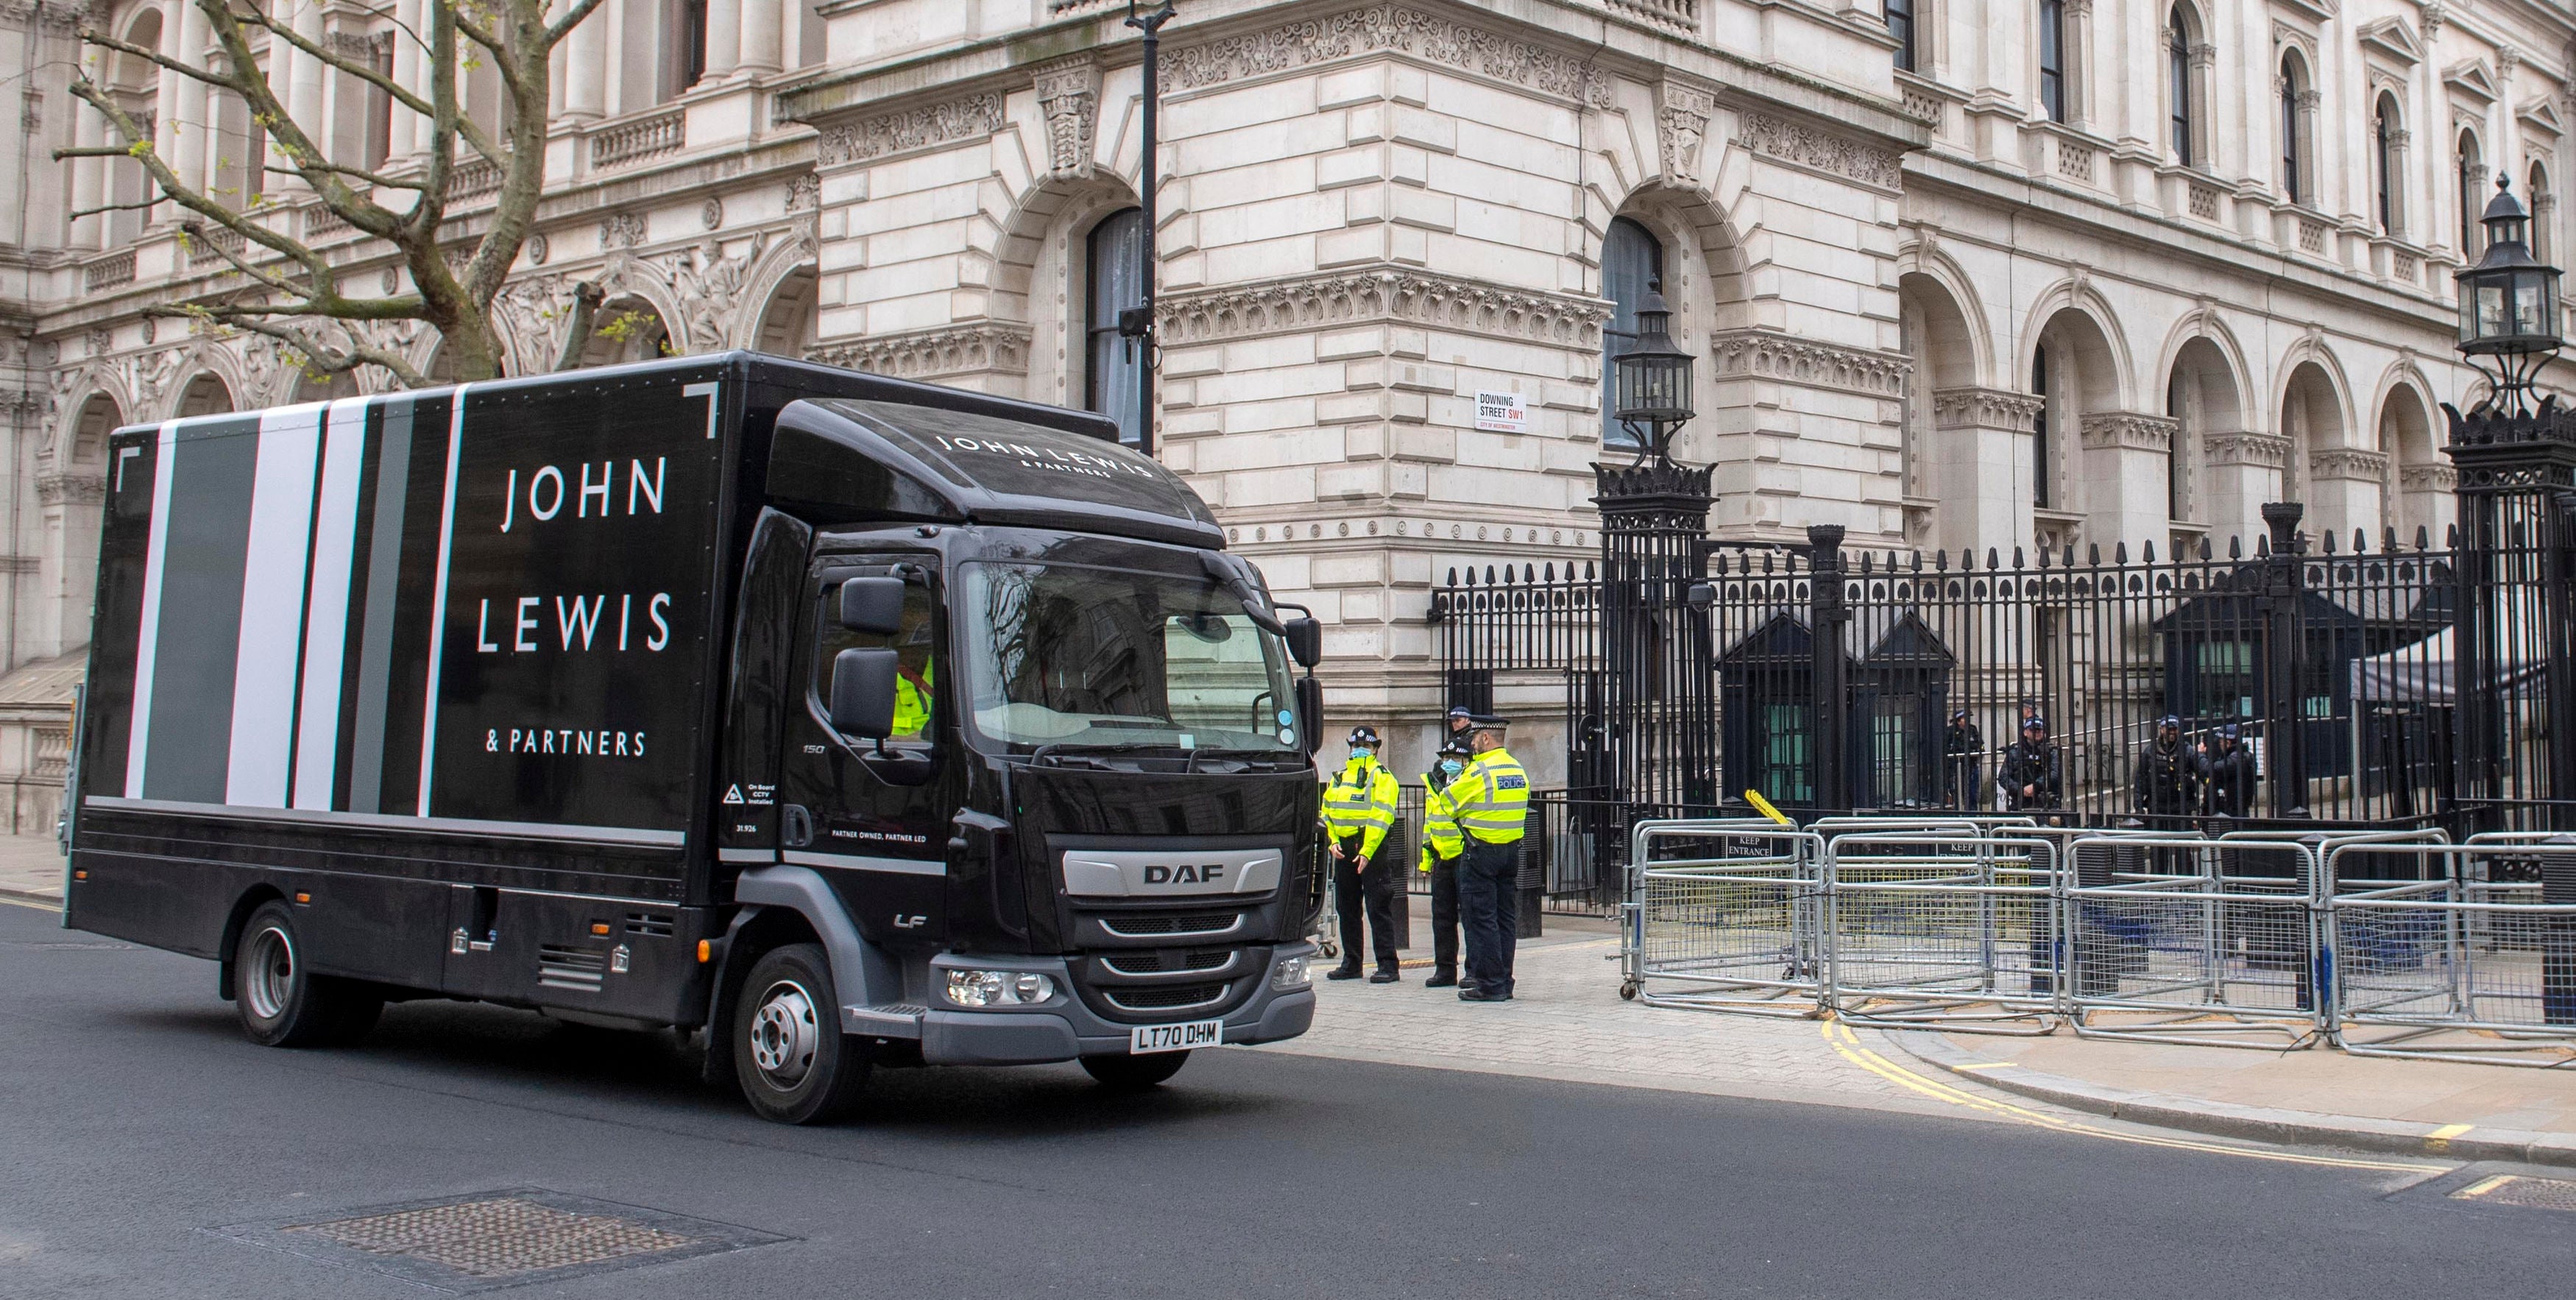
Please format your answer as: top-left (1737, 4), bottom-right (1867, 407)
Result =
top-left (1447, 746), bottom-right (1530, 845)
top-left (1322, 756), bottom-right (1399, 861)
top-left (1418, 776), bottom-right (1463, 869)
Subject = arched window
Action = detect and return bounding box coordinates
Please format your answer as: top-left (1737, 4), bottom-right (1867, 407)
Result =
top-left (2374, 94), bottom-right (2402, 236)
top-left (1084, 207), bottom-right (1147, 446)
top-left (2530, 161), bottom-right (2555, 264)
top-left (2167, 7), bottom-right (2194, 166)
top-left (1599, 216), bottom-right (1666, 448)
top-left (2037, 0), bottom-right (2067, 124)
top-left (1886, 0), bottom-right (1915, 74)
top-left (2279, 57), bottom-right (2307, 205)
top-left (2031, 345), bottom-right (2051, 509)
top-left (2459, 132), bottom-right (2485, 255)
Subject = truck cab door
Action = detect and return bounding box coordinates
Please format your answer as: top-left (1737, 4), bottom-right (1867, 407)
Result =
top-left (776, 555), bottom-right (952, 948)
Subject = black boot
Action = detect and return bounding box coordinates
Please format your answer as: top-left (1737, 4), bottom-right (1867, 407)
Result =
top-left (1326, 965), bottom-right (1363, 981)
top-left (1424, 969), bottom-right (1458, 988)
top-left (1367, 968), bottom-right (1399, 983)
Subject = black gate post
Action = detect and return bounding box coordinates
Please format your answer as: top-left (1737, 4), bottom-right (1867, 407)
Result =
top-left (2442, 398), bottom-right (2576, 831)
top-left (2260, 503), bottom-right (2310, 819)
top-left (1807, 525), bottom-right (1850, 813)
top-left (1593, 459), bottom-right (1716, 810)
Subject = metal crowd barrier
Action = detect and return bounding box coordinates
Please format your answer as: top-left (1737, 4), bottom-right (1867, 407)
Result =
top-left (2328, 841), bottom-right (2576, 1068)
top-left (1824, 832), bottom-right (2062, 1034)
top-left (1621, 822), bottom-right (1825, 1016)
top-left (2062, 837), bottom-right (2326, 1049)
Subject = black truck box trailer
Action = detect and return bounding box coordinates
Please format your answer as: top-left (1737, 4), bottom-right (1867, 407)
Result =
top-left (66, 351), bottom-right (1325, 1122)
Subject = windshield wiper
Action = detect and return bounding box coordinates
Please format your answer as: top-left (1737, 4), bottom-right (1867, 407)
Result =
top-left (1028, 741), bottom-right (1183, 767)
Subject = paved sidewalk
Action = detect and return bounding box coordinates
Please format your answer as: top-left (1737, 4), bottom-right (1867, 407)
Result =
top-left (1255, 914), bottom-right (1970, 1121)
top-left (0, 833), bottom-right (63, 902)
top-left (1889, 1023), bottom-right (2576, 1166)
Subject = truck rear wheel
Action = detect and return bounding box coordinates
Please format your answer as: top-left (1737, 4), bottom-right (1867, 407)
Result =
top-left (732, 943), bottom-right (870, 1125)
top-left (233, 901), bottom-right (381, 1048)
top-left (1080, 1050), bottom-right (1190, 1090)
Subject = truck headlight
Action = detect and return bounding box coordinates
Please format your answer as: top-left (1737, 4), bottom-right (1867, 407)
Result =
top-left (1270, 955), bottom-right (1310, 990)
top-left (944, 969), bottom-right (1058, 1008)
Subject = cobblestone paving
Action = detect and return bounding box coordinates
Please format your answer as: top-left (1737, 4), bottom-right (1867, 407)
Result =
top-left (1253, 925), bottom-right (1962, 1119)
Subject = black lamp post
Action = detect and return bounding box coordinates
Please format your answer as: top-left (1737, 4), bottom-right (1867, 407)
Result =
top-left (1613, 278), bottom-right (1696, 466)
top-left (1119, 0), bottom-right (1177, 455)
top-left (2455, 175), bottom-right (2563, 415)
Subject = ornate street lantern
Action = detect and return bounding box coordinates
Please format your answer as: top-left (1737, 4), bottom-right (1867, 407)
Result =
top-left (1613, 278), bottom-right (1696, 464)
top-left (2455, 175), bottom-right (2562, 414)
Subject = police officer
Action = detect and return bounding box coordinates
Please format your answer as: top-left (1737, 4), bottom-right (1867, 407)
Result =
top-left (1448, 715), bottom-right (1531, 1002)
top-left (1996, 716), bottom-right (2061, 812)
top-left (1418, 737), bottom-right (1471, 988)
top-left (2133, 715), bottom-right (2198, 828)
top-left (1320, 726), bottom-right (1403, 982)
top-left (1942, 709), bottom-right (1984, 810)
top-left (2200, 723), bottom-right (2259, 818)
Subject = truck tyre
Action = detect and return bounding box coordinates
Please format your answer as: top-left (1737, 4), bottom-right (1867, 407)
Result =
top-left (1080, 1050), bottom-right (1190, 1090)
top-left (233, 902), bottom-right (381, 1048)
top-left (733, 943), bottom-right (869, 1124)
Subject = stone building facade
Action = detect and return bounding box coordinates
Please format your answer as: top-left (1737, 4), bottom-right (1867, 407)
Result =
top-left (1, 0), bottom-right (2569, 810)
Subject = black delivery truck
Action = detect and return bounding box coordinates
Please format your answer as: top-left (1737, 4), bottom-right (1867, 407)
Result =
top-left (63, 351), bottom-right (1328, 1123)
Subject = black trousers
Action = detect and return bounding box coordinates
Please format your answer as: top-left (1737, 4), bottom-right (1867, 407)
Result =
top-left (1332, 834), bottom-right (1401, 972)
top-left (1457, 838), bottom-right (1521, 995)
top-left (1426, 851), bottom-right (1460, 974)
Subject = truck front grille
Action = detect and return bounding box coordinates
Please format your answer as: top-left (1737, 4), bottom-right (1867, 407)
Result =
top-left (1097, 911), bottom-right (1240, 939)
top-left (1102, 983), bottom-right (1230, 1013)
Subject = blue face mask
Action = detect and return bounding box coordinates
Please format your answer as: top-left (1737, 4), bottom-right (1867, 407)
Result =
top-left (1440, 760), bottom-right (1464, 778)
top-left (1350, 748), bottom-right (1374, 763)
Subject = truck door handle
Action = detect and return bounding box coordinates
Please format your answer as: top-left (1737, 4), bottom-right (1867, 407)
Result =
top-left (782, 804), bottom-right (814, 848)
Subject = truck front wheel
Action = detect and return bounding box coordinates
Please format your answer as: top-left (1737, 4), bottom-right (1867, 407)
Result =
top-left (1080, 1051), bottom-right (1190, 1090)
top-left (233, 901), bottom-right (381, 1048)
top-left (732, 943), bottom-right (870, 1124)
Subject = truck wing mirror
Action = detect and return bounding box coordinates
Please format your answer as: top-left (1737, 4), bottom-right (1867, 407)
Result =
top-left (1294, 676), bottom-right (1325, 757)
top-left (829, 648), bottom-right (900, 740)
top-left (1283, 615), bottom-right (1322, 670)
top-left (838, 577), bottom-right (907, 635)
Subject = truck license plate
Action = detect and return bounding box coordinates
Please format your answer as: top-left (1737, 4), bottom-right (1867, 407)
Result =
top-left (1130, 1019), bottom-right (1222, 1054)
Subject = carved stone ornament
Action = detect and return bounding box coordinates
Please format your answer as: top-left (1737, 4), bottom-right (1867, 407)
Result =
top-left (1708, 330), bottom-right (1910, 399)
top-left (35, 472), bottom-right (106, 506)
top-left (601, 211), bottom-right (648, 249)
top-left (665, 233), bottom-right (766, 353)
top-left (2398, 462), bottom-right (2458, 492)
top-left (526, 232), bottom-right (550, 265)
top-left (492, 276), bottom-right (581, 375)
top-left (1735, 112), bottom-right (1903, 191)
top-left (701, 197), bottom-right (725, 230)
top-left (126, 348), bottom-right (183, 413)
top-left (1155, 270), bottom-right (1610, 350)
top-left (1657, 79), bottom-right (1719, 189)
top-left (2204, 432), bottom-right (2292, 467)
top-left (85, 327), bottom-right (110, 358)
top-left (808, 322), bottom-right (1034, 380)
top-left (2078, 411), bottom-right (2179, 452)
top-left (785, 173), bottom-right (821, 211)
top-left (2309, 448), bottom-right (2391, 481)
top-left (815, 93), bottom-right (1007, 168)
top-left (1931, 387), bottom-right (2045, 430)
top-left (1033, 58), bottom-right (1101, 180)
top-left (1161, 6), bottom-right (1611, 107)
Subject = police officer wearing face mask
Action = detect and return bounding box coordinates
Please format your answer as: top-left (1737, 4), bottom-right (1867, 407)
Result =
top-left (1418, 736), bottom-right (1471, 988)
top-left (1320, 726), bottom-right (1403, 982)
top-left (1450, 716), bottom-right (1530, 1002)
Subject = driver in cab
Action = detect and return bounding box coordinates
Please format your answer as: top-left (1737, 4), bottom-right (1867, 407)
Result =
top-left (891, 599), bottom-right (935, 741)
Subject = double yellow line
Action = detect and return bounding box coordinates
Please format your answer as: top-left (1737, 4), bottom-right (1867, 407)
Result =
top-left (1819, 1017), bottom-right (2441, 1173)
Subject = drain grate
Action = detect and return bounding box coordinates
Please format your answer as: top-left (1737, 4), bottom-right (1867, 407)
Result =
top-left (292, 1196), bottom-right (695, 1277)
top-left (2455, 1175), bottom-right (2576, 1212)
top-left (212, 1188), bottom-right (788, 1292)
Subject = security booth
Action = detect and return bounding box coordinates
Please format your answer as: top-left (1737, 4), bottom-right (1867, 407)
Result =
top-left (1716, 608), bottom-right (1954, 810)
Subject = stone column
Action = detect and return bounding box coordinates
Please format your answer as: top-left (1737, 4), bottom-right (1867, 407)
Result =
top-left (389, 0), bottom-right (426, 161)
top-left (737, 0), bottom-right (783, 77)
top-left (274, 4), bottom-right (328, 193)
top-left (2304, 448), bottom-right (2390, 542)
top-left (2202, 431), bottom-right (2288, 545)
top-left (169, 3), bottom-right (210, 205)
top-left (564, 4), bottom-right (607, 120)
top-left (2078, 411), bottom-right (2181, 553)
top-left (70, 100), bottom-right (105, 248)
top-left (2064, 0), bottom-right (2095, 132)
top-left (1931, 387), bottom-right (2042, 559)
top-left (700, 0), bottom-right (742, 86)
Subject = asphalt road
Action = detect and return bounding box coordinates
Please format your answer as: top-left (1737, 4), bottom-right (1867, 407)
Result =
top-left (4, 898), bottom-right (2572, 1299)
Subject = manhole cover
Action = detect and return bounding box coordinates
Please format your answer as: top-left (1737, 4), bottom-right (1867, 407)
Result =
top-left (211, 1188), bottom-right (787, 1292)
top-left (2454, 1175), bottom-right (2576, 1212)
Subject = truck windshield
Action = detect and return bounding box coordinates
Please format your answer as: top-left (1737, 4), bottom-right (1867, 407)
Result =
top-left (958, 561), bottom-right (1300, 752)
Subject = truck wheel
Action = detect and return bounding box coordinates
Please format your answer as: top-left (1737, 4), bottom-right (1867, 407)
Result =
top-left (732, 944), bottom-right (869, 1125)
top-left (233, 902), bottom-right (381, 1048)
top-left (1080, 1051), bottom-right (1190, 1090)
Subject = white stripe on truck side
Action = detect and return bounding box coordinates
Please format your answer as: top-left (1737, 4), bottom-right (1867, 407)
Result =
top-left (782, 850), bottom-right (946, 876)
top-left (224, 404), bottom-right (327, 808)
top-left (84, 795), bottom-right (687, 847)
top-left (123, 421), bottom-right (179, 799)
top-left (292, 398), bottom-right (373, 810)
top-left (416, 385), bottom-right (472, 818)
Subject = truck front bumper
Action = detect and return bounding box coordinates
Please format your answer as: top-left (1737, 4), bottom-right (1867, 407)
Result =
top-left (908, 942), bottom-right (1318, 1067)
